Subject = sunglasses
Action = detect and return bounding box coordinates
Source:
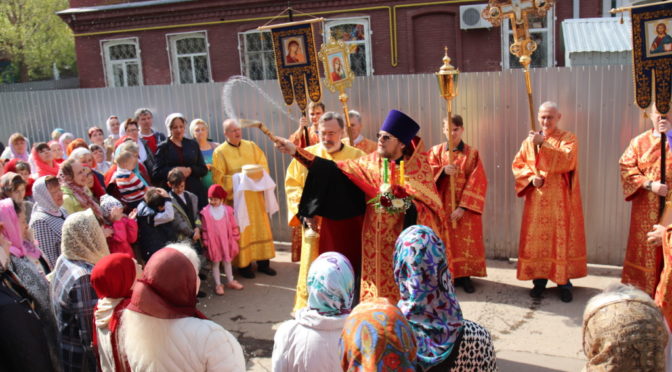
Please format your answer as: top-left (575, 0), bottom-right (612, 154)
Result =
top-left (377, 133), bottom-right (396, 142)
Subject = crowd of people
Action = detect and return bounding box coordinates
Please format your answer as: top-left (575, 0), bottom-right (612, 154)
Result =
top-left (0, 101), bottom-right (670, 372)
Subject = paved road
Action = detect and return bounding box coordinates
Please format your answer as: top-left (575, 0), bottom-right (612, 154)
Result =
top-left (197, 248), bottom-right (621, 371)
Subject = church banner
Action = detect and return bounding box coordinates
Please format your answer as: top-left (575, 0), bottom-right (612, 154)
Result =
top-left (266, 22), bottom-right (322, 112)
top-left (631, 3), bottom-right (672, 113)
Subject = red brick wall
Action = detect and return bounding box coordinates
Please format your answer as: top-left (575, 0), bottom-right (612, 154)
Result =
top-left (65, 0), bottom-right (605, 88)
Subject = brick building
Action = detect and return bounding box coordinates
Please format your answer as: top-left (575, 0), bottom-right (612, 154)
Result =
top-left (58, 0), bottom-right (616, 88)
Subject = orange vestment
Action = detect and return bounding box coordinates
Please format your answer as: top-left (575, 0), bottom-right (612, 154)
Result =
top-left (512, 128), bottom-right (587, 284)
top-left (655, 225), bottom-right (672, 328)
top-left (620, 129), bottom-right (670, 296)
top-left (427, 142), bottom-right (488, 278)
top-left (343, 136), bottom-right (378, 154)
top-left (289, 126), bottom-right (319, 149)
top-left (295, 138), bottom-right (446, 302)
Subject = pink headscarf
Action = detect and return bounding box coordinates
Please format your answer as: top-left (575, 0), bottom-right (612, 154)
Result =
top-left (0, 198), bottom-right (41, 259)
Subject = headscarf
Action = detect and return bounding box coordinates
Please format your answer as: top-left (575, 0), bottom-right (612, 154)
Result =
top-left (67, 139), bottom-right (91, 159)
top-left (58, 132), bottom-right (75, 158)
top-left (58, 163), bottom-right (104, 219)
top-left (583, 285), bottom-right (668, 372)
top-left (100, 195), bottom-right (123, 219)
top-left (164, 113), bottom-right (186, 137)
top-left (32, 176), bottom-right (66, 217)
top-left (393, 225), bottom-right (464, 370)
top-left (5, 134), bottom-right (30, 161)
top-left (31, 146), bottom-right (59, 177)
top-left (69, 146), bottom-right (97, 169)
top-left (91, 253), bottom-right (135, 372)
top-left (106, 116), bottom-right (120, 138)
top-left (127, 247), bottom-right (207, 320)
top-left (307, 252), bottom-right (355, 316)
top-left (340, 298), bottom-right (417, 371)
top-left (60, 209), bottom-right (109, 265)
top-left (0, 198), bottom-right (41, 259)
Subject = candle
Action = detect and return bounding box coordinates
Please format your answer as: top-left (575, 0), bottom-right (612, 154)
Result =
top-left (390, 162), bottom-right (396, 186)
top-left (383, 158), bottom-right (389, 183)
top-left (400, 161), bottom-right (405, 186)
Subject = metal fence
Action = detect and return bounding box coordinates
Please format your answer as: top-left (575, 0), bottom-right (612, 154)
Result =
top-left (0, 65), bottom-right (644, 265)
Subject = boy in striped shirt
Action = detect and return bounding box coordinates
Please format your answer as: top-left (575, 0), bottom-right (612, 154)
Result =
top-left (112, 150), bottom-right (147, 209)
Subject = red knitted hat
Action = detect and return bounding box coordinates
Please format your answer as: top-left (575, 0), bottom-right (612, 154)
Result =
top-left (208, 184), bottom-right (227, 199)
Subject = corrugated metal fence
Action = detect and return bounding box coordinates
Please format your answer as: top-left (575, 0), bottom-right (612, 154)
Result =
top-left (0, 65), bottom-right (644, 265)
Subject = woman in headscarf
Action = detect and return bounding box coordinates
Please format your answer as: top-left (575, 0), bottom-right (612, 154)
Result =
top-left (51, 128), bottom-right (65, 142)
top-left (59, 158), bottom-right (104, 218)
top-left (89, 126), bottom-right (114, 163)
top-left (153, 113), bottom-right (208, 208)
top-left (393, 225), bottom-right (497, 372)
top-left (189, 118), bottom-right (219, 190)
top-left (104, 116), bottom-right (121, 161)
top-left (69, 146), bottom-right (106, 197)
top-left (340, 297), bottom-right (417, 371)
top-left (273, 252), bottom-right (355, 372)
top-left (118, 243), bottom-right (245, 372)
top-left (0, 133), bottom-right (30, 162)
top-left (1, 171), bottom-right (33, 222)
top-left (50, 209), bottom-right (110, 372)
top-left (29, 175), bottom-right (68, 268)
top-left (59, 132), bottom-right (75, 159)
top-left (32, 142), bottom-right (60, 177)
top-left (583, 283), bottom-right (668, 372)
top-left (91, 253), bottom-right (137, 372)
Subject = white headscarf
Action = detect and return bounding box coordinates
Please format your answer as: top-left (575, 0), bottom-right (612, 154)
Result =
top-left (32, 176), bottom-right (66, 217)
top-left (164, 113), bottom-right (186, 138)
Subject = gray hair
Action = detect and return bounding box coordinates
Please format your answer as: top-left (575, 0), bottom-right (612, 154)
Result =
top-left (133, 108), bottom-right (153, 120)
top-left (539, 101), bottom-right (559, 111)
top-left (319, 111), bottom-right (344, 129)
top-left (348, 110), bottom-right (362, 122)
top-left (222, 118), bottom-right (240, 132)
top-left (164, 242), bottom-right (201, 273)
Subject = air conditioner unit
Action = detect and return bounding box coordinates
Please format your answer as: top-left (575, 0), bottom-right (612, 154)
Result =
top-left (460, 4), bottom-right (492, 30)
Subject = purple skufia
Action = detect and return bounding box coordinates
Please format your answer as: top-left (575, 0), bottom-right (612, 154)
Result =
top-left (380, 110), bottom-right (420, 146)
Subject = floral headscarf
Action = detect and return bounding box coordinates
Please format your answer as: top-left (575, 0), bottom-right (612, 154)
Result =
top-left (60, 209), bottom-right (109, 265)
top-left (340, 298), bottom-right (417, 371)
top-left (0, 198), bottom-right (41, 259)
top-left (307, 252), bottom-right (355, 316)
top-left (32, 176), bottom-right (66, 217)
top-left (58, 162), bottom-right (104, 220)
top-left (393, 225), bottom-right (464, 370)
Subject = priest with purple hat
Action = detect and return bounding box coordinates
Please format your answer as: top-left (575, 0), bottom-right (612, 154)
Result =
top-left (275, 109), bottom-right (447, 303)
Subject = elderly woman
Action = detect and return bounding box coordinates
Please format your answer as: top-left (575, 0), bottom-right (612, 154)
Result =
top-left (92, 253), bottom-right (137, 372)
top-left (59, 158), bottom-right (104, 218)
top-left (118, 118), bottom-right (155, 179)
top-left (583, 283), bottom-right (668, 371)
top-left (31, 142), bottom-right (60, 177)
top-left (91, 144), bottom-right (112, 174)
top-left (29, 175), bottom-right (68, 268)
top-left (59, 132), bottom-right (75, 159)
top-left (273, 252), bottom-right (354, 372)
top-left (51, 209), bottom-right (110, 372)
top-left (69, 146), bottom-right (106, 198)
top-left (154, 113), bottom-right (208, 208)
top-left (190, 118), bottom-right (219, 189)
top-left (394, 225), bottom-right (497, 372)
top-left (341, 297), bottom-right (417, 371)
top-left (0, 133), bottom-right (30, 162)
top-left (119, 243), bottom-right (245, 371)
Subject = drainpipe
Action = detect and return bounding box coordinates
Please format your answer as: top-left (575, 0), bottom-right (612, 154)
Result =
top-left (573, 0), bottom-right (580, 18)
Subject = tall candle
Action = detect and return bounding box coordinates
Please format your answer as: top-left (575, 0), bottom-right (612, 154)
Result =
top-left (400, 161), bottom-right (405, 186)
top-left (390, 162), bottom-right (396, 185)
top-left (383, 158), bottom-right (389, 183)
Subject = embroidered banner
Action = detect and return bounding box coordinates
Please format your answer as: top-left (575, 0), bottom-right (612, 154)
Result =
top-left (631, 3), bottom-right (672, 113)
top-left (269, 23), bottom-right (322, 112)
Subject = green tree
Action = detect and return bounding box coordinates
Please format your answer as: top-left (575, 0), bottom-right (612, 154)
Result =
top-left (0, 0), bottom-right (76, 82)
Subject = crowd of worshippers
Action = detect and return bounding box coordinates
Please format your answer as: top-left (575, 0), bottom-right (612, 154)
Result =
top-left (0, 102), bottom-right (671, 372)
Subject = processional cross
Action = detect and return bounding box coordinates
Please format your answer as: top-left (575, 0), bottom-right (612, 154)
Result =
top-left (482, 0), bottom-right (554, 132)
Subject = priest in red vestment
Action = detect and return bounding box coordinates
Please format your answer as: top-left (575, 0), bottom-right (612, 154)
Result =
top-left (511, 101), bottom-right (587, 303)
top-left (427, 115), bottom-right (487, 293)
top-left (275, 110), bottom-right (446, 303)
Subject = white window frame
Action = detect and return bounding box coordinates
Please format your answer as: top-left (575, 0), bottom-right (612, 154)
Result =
top-left (166, 31), bottom-right (213, 84)
top-left (603, 0), bottom-right (633, 17)
top-left (501, 7), bottom-right (555, 69)
top-left (237, 29), bottom-right (277, 81)
top-left (100, 37), bottom-right (143, 87)
top-left (324, 16), bottom-right (374, 76)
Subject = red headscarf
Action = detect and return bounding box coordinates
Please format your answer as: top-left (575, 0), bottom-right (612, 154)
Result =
top-left (127, 247), bottom-right (207, 319)
top-left (91, 253), bottom-right (136, 372)
top-left (31, 146), bottom-right (60, 177)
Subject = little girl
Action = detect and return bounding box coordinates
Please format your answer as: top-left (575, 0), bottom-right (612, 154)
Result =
top-left (200, 184), bottom-right (243, 295)
top-left (100, 195), bottom-right (138, 259)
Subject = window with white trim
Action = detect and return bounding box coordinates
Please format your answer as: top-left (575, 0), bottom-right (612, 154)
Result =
top-left (167, 31), bottom-right (212, 84)
top-left (324, 17), bottom-right (373, 76)
top-left (101, 38), bottom-right (142, 87)
top-left (501, 8), bottom-right (554, 69)
top-left (238, 30), bottom-right (277, 81)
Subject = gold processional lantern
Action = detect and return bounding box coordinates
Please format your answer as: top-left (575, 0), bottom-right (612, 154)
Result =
top-left (435, 47), bottom-right (460, 229)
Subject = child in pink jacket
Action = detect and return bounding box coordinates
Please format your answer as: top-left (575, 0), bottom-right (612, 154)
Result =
top-left (101, 195), bottom-right (138, 259)
top-left (200, 184), bottom-right (243, 295)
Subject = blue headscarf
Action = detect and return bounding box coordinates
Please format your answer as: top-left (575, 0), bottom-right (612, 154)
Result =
top-left (307, 252), bottom-right (355, 316)
top-left (394, 225), bottom-right (464, 370)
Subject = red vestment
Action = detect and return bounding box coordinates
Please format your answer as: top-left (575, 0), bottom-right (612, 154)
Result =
top-left (427, 142), bottom-right (487, 278)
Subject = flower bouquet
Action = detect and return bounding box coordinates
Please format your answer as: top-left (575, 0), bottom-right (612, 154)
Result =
top-left (368, 183), bottom-right (413, 214)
